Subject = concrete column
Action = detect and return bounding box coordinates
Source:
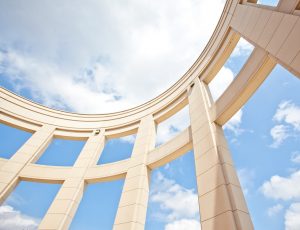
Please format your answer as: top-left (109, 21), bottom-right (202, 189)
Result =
top-left (113, 115), bottom-right (156, 230)
top-left (0, 124), bottom-right (55, 204)
top-left (188, 78), bottom-right (253, 230)
top-left (39, 130), bottom-right (105, 230)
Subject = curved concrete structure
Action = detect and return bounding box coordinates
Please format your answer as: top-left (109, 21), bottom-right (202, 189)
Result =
top-left (0, 0), bottom-right (300, 229)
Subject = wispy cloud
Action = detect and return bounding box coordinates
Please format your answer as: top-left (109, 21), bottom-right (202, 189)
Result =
top-left (270, 101), bottom-right (300, 148)
top-left (270, 125), bottom-right (290, 148)
top-left (267, 204), bottom-right (283, 217)
top-left (291, 151), bottom-right (300, 164)
top-left (237, 168), bottom-right (255, 195)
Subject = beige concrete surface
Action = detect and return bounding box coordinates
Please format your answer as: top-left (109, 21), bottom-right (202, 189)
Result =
top-left (0, 0), bottom-right (299, 229)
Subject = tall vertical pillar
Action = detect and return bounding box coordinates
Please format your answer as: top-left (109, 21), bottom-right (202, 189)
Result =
top-left (188, 78), bottom-right (253, 230)
top-left (113, 115), bottom-right (156, 230)
top-left (0, 124), bottom-right (55, 204)
top-left (39, 130), bottom-right (105, 230)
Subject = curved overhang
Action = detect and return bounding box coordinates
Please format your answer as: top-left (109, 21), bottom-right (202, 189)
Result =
top-left (0, 0), bottom-right (239, 133)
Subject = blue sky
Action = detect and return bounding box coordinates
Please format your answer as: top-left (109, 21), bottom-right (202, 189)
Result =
top-left (1, 0), bottom-right (300, 229)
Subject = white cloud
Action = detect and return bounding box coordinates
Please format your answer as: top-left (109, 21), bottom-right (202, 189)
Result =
top-left (260, 170), bottom-right (300, 201)
top-left (273, 101), bottom-right (300, 131)
top-left (1, 51), bottom-right (128, 113)
top-left (231, 37), bottom-right (254, 58)
top-left (150, 171), bottom-right (199, 223)
top-left (224, 109), bottom-right (244, 136)
top-left (285, 203), bottom-right (300, 230)
top-left (209, 66), bottom-right (234, 101)
top-left (261, 170), bottom-right (300, 229)
top-left (0, 0), bottom-right (225, 113)
top-left (165, 219), bottom-right (200, 230)
top-left (0, 205), bottom-right (39, 230)
top-left (291, 151), bottom-right (300, 164)
top-left (120, 134), bottom-right (136, 144)
top-left (270, 125), bottom-right (290, 148)
top-left (267, 204), bottom-right (283, 217)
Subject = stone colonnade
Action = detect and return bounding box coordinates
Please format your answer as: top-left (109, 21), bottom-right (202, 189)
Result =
top-left (1, 0), bottom-right (300, 229)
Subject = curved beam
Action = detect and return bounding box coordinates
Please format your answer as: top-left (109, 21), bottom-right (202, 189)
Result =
top-left (211, 47), bottom-right (276, 125)
top-left (201, 30), bottom-right (240, 84)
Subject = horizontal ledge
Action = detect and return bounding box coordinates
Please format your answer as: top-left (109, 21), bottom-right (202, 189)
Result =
top-left (148, 127), bottom-right (193, 169)
top-left (14, 127), bottom-right (193, 183)
top-left (19, 164), bottom-right (71, 183)
top-left (85, 159), bottom-right (130, 183)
